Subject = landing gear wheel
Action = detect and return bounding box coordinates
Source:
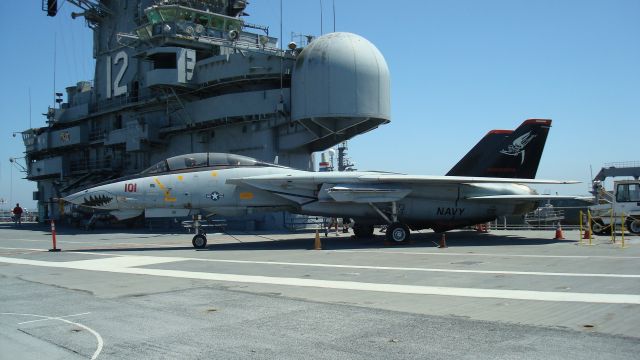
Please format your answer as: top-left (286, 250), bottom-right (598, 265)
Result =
top-left (192, 234), bottom-right (207, 249)
top-left (386, 222), bottom-right (411, 243)
top-left (626, 219), bottom-right (640, 234)
top-left (353, 224), bottom-right (374, 239)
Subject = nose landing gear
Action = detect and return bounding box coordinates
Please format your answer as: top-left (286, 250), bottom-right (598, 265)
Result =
top-left (192, 233), bottom-right (207, 248)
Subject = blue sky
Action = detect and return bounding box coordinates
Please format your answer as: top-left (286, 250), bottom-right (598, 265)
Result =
top-left (1, 0), bottom-right (639, 210)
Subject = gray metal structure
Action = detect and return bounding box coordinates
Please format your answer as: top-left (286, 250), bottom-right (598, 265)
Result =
top-left (22, 0), bottom-right (390, 227)
top-left (593, 162), bottom-right (640, 182)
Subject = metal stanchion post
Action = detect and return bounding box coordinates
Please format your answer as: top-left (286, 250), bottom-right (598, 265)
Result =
top-left (621, 212), bottom-right (626, 249)
top-left (610, 208), bottom-right (615, 244)
top-left (587, 210), bottom-right (593, 246)
top-left (579, 210), bottom-right (583, 245)
top-left (48, 219), bottom-right (61, 252)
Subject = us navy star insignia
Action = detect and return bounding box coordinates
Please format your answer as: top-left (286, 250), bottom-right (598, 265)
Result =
top-left (206, 191), bottom-right (224, 201)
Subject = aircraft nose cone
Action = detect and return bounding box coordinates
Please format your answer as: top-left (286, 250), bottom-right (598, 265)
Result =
top-left (64, 190), bottom-right (118, 210)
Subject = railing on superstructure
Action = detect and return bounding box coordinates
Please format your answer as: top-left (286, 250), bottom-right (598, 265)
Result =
top-left (604, 161), bottom-right (640, 169)
top-left (69, 158), bottom-right (122, 173)
top-left (123, 3), bottom-right (282, 58)
top-left (524, 208), bottom-right (565, 226)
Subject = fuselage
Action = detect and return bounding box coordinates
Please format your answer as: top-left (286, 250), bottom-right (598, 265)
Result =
top-left (65, 164), bottom-right (538, 231)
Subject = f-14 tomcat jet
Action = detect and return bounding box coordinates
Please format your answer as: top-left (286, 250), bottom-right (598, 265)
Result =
top-left (65, 119), bottom-right (577, 248)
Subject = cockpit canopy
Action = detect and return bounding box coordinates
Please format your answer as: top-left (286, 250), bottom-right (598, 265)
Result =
top-left (141, 153), bottom-right (275, 175)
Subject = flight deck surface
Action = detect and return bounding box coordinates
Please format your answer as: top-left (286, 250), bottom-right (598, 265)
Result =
top-left (1, 224), bottom-right (639, 359)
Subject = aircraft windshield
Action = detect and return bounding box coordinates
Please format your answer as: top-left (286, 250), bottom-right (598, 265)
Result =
top-left (140, 153), bottom-right (270, 175)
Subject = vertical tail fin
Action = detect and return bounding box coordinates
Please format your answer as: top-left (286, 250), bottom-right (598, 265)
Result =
top-left (446, 130), bottom-right (512, 177)
top-left (446, 119), bottom-right (552, 178)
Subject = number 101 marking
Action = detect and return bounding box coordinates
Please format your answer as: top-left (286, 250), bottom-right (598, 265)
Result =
top-left (125, 183), bottom-right (137, 193)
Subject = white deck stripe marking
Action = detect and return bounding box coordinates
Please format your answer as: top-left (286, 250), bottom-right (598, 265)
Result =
top-left (0, 256), bottom-right (639, 304)
top-left (2, 312), bottom-right (103, 360)
top-left (0, 247), bottom-right (117, 257)
top-left (332, 249), bottom-right (640, 259)
top-left (18, 312), bottom-right (91, 325)
top-left (5, 239), bottom-right (184, 247)
top-left (0, 247), bottom-right (47, 252)
top-left (188, 258), bottom-right (640, 278)
top-left (4, 248), bottom-right (637, 278)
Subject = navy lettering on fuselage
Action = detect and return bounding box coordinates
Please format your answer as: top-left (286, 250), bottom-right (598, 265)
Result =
top-left (436, 207), bottom-right (466, 216)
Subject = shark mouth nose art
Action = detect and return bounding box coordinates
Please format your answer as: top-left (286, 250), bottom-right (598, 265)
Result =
top-left (65, 190), bottom-right (117, 209)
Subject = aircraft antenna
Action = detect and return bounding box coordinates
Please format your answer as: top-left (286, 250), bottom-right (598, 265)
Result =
top-left (279, 0), bottom-right (284, 102)
top-left (320, 0), bottom-right (323, 35)
top-left (53, 32), bottom-right (57, 110)
top-left (333, 0), bottom-right (336, 32)
top-left (28, 88), bottom-right (32, 129)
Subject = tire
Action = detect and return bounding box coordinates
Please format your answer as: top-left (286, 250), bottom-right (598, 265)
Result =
top-left (626, 219), bottom-right (640, 234)
top-left (353, 224), bottom-right (374, 239)
top-left (591, 220), bottom-right (611, 235)
top-left (192, 234), bottom-right (208, 249)
top-left (386, 222), bottom-right (411, 243)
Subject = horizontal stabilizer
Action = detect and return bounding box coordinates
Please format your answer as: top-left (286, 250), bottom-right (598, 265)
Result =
top-left (466, 195), bottom-right (583, 202)
top-left (357, 175), bottom-right (580, 185)
top-left (327, 186), bottom-right (411, 203)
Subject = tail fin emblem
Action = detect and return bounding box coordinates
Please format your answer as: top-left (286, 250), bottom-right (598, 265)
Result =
top-left (499, 131), bottom-right (537, 164)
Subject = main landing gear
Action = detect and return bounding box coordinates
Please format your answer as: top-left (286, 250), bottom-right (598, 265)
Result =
top-left (368, 201), bottom-right (412, 243)
top-left (386, 222), bottom-right (411, 243)
top-left (192, 233), bottom-right (207, 249)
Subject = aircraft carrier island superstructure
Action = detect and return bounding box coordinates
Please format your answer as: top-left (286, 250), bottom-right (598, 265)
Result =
top-left (23, 0), bottom-right (390, 228)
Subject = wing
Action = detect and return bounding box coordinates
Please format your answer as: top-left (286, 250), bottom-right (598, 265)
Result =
top-left (229, 172), bottom-right (579, 186)
top-left (228, 172), bottom-right (579, 205)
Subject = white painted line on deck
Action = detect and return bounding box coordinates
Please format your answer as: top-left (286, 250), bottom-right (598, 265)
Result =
top-left (188, 258), bottom-right (640, 278)
top-left (332, 249), bottom-right (640, 259)
top-left (0, 255), bottom-right (639, 305)
top-left (4, 238), bottom-right (185, 247)
top-left (2, 312), bottom-right (103, 360)
top-left (0, 247), bottom-right (47, 252)
top-left (17, 312), bottom-right (91, 325)
top-left (0, 247), bottom-right (116, 257)
top-left (5, 248), bottom-right (637, 278)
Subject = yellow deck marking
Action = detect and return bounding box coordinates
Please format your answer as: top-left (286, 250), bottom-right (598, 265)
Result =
top-left (211, 171), bottom-right (218, 177)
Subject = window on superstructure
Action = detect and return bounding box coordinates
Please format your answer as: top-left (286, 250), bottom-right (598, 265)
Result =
top-left (178, 8), bottom-right (194, 21)
top-left (195, 14), bottom-right (211, 26)
top-left (152, 53), bottom-right (177, 69)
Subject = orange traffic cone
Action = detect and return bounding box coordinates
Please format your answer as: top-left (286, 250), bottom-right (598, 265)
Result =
top-left (314, 230), bottom-right (322, 250)
top-left (554, 223), bottom-right (565, 240)
top-left (439, 233), bottom-right (447, 248)
top-left (582, 229), bottom-right (591, 239)
top-left (475, 223), bottom-right (488, 233)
